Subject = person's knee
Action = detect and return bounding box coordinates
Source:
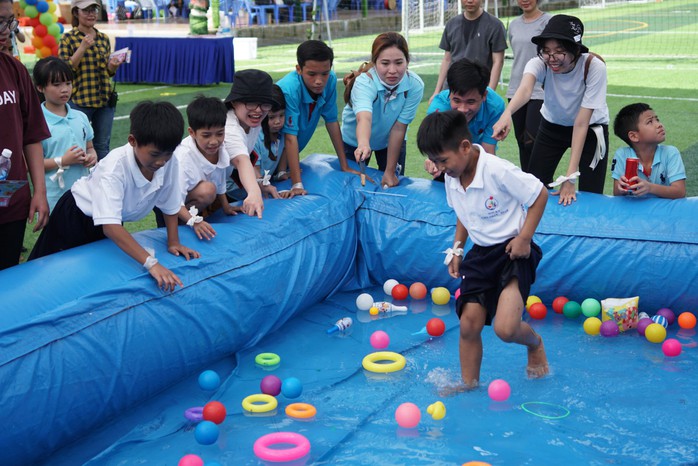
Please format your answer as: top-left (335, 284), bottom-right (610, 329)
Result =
top-left (493, 321), bottom-right (517, 343)
top-left (186, 181), bottom-right (217, 210)
top-left (459, 306), bottom-right (484, 340)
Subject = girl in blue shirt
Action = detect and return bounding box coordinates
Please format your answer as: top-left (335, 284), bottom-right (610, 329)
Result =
top-left (341, 32), bottom-right (424, 188)
top-left (254, 84), bottom-right (292, 199)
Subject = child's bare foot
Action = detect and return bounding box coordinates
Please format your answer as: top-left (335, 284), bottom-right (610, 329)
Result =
top-left (438, 380), bottom-right (478, 397)
top-left (526, 335), bottom-right (549, 378)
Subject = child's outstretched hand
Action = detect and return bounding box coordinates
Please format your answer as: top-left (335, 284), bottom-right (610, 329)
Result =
top-left (192, 220), bottom-right (216, 240)
top-left (149, 263), bottom-right (183, 292)
top-left (551, 181), bottom-right (577, 206)
top-left (168, 243), bottom-right (201, 261)
top-left (243, 192), bottom-right (264, 218)
top-left (261, 184), bottom-right (282, 199)
top-left (505, 236), bottom-right (531, 260)
top-left (222, 204), bottom-right (242, 216)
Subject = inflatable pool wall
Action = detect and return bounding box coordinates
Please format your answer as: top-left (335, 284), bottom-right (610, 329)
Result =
top-left (1, 154), bottom-right (696, 464)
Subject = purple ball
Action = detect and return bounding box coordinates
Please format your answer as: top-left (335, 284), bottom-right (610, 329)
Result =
top-left (600, 320), bottom-right (620, 337)
top-left (656, 308), bottom-right (675, 326)
top-left (637, 317), bottom-right (653, 336)
top-left (260, 375), bottom-right (282, 396)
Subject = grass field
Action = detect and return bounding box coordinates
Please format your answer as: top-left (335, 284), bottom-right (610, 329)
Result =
top-left (18, 1), bottom-right (698, 260)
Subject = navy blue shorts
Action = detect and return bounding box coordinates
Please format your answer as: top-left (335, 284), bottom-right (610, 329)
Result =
top-left (455, 240), bottom-right (542, 325)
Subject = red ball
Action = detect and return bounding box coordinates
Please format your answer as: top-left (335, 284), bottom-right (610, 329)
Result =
top-left (391, 284), bottom-right (409, 301)
top-left (202, 401), bottom-right (227, 425)
top-left (552, 296), bottom-right (569, 314)
top-left (426, 318), bottom-right (445, 337)
top-left (409, 282), bottom-right (427, 300)
top-left (528, 302), bottom-right (547, 320)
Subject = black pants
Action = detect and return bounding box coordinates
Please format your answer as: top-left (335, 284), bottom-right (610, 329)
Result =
top-left (343, 140), bottom-right (406, 175)
top-left (0, 218), bottom-right (26, 270)
top-left (529, 118), bottom-right (609, 194)
top-left (510, 99), bottom-right (543, 172)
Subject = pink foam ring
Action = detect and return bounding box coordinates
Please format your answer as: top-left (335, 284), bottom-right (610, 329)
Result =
top-left (370, 330), bottom-right (390, 350)
top-left (637, 318), bottom-right (653, 336)
top-left (656, 308), bottom-right (675, 326)
top-left (662, 338), bottom-right (682, 357)
top-left (455, 288), bottom-right (461, 300)
top-left (600, 320), bottom-right (620, 337)
top-left (395, 402), bottom-right (421, 428)
top-left (260, 375), bottom-right (282, 396)
top-left (178, 454), bottom-right (204, 466)
top-left (488, 379), bottom-right (511, 402)
top-left (253, 432), bottom-right (311, 462)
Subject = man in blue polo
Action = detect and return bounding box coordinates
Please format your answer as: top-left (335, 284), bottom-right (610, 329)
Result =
top-left (277, 40), bottom-right (359, 196)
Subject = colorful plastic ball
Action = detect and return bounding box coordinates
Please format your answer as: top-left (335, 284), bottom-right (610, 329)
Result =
top-left (487, 379), bottom-right (511, 402)
top-left (581, 298), bottom-right (601, 317)
top-left (583, 317), bottom-right (602, 335)
top-left (651, 315), bottom-right (668, 329)
top-left (528, 302), bottom-right (547, 320)
top-left (552, 296), bottom-right (569, 314)
top-left (391, 284), bottom-right (409, 301)
top-left (431, 287), bottom-right (451, 305)
top-left (656, 308), bottom-right (675, 326)
top-left (198, 370), bottom-right (220, 391)
top-left (645, 323), bottom-right (667, 344)
top-left (370, 330), bottom-right (390, 349)
top-left (599, 320), bottom-right (619, 337)
top-left (662, 338), bottom-right (682, 357)
top-left (203, 401), bottom-right (227, 424)
top-left (395, 402), bottom-right (421, 428)
top-left (281, 377), bottom-right (303, 399)
top-left (356, 293), bottom-right (374, 311)
top-left (426, 318), bottom-right (446, 337)
top-left (637, 318), bottom-right (652, 336)
top-left (462, 462), bottom-right (492, 466)
top-left (260, 375), bottom-right (282, 396)
top-left (383, 279), bottom-right (399, 295)
top-left (409, 282), bottom-right (427, 300)
top-left (562, 301), bottom-right (582, 319)
top-left (525, 295), bottom-right (542, 311)
top-left (194, 420), bottom-right (219, 445)
top-left (178, 454), bottom-right (204, 466)
top-left (369, 306), bottom-right (379, 316)
top-left (678, 312), bottom-right (697, 329)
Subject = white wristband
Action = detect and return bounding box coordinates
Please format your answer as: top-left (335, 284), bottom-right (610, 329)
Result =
top-left (54, 156), bottom-right (63, 169)
top-left (292, 182), bottom-right (304, 190)
top-left (186, 206), bottom-right (204, 227)
top-left (442, 240), bottom-right (464, 265)
top-left (548, 171), bottom-right (580, 188)
top-left (143, 255), bottom-right (158, 270)
top-left (274, 170), bottom-right (287, 181)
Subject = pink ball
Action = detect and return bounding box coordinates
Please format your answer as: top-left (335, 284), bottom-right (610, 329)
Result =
top-left (656, 308), bottom-right (675, 326)
top-left (370, 330), bottom-right (390, 349)
top-left (455, 288), bottom-right (461, 300)
top-left (178, 455), bottom-right (204, 466)
top-left (260, 375), bottom-right (282, 396)
top-left (662, 338), bottom-right (682, 357)
top-left (637, 317), bottom-right (653, 336)
top-left (600, 320), bottom-right (620, 337)
top-left (395, 402), bottom-right (421, 428)
top-left (487, 379), bottom-right (511, 402)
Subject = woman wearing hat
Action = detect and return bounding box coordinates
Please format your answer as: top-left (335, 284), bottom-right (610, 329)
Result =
top-left (59, 0), bottom-right (125, 161)
top-left (493, 15), bottom-right (609, 206)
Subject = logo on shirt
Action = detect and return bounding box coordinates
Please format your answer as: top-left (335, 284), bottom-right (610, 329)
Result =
top-left (288, 116), bottom-right (293, 126)
top-left (660, 173), bottom-right (666, 184)
top-left (484, 196), bottom-right (498, 210)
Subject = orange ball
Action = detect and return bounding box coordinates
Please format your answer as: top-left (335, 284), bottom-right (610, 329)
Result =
top-left (678, 312), bottom-right (697, 329)
top-left (552, 296), bottom-right (569, 314)
top-left (528, 302), bottom-right (547, 320)
top-left (409, 282), bottom-right (427, 300)
top-left (202, 401), bottom-right (227, 424)
top-left (391, 283), bottom-right (409, 301)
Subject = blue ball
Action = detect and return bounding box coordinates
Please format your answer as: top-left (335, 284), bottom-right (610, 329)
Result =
top-left (198, 370), bottom-right (221, 391)
top-left (652, 315), bottom-right (668, 329)
top-left (194, 420), bottom-right (219, 445)
top-left (281, 377), bottom-right (303, 399)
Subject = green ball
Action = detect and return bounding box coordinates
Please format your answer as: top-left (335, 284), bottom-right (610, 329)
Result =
top-left (39, 12), bottom-right (56, 26)
top-left (24, 5), bottom-right (39, 17)
top-left (581, 298), bottom-right (601, 317)
top-left (562, 300), bottom-right (582, 319)
top-left (47, 22), bottom-right (61, 38)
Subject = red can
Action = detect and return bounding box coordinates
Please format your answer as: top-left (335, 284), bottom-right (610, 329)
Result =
top-left (625, 158), bottom-right (639, 186)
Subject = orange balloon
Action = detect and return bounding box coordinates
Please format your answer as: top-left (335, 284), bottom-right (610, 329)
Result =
top-left (40, 46), bottom-right (52, 58)
top-left (32, 35), bottom-right (44, 48)
top-left (678, 312), bottom-right (696, 329)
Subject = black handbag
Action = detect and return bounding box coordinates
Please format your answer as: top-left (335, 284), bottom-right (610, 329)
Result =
top-left (107, 85), bottom-right (118, 108)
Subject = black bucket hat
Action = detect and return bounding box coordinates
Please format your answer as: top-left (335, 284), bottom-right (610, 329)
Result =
top-left (531, 15), bottom-right (589, 53)
top-left (224, 69), bottom-right (276, 105)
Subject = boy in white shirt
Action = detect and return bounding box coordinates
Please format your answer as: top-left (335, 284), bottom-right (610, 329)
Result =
top-left (30, 101), bottom-right (213, 292)
top-left (417, 110), bottom-right (549, 391)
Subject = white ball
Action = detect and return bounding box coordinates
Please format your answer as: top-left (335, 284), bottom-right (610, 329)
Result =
top-left (383, 279), bottom-right (399, 295)
top-left (356, 293), bottom-right (374, 311)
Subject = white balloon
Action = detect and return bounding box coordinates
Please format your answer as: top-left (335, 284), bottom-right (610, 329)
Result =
top-left (383, 279), bottom-right (399, 295)
top-left (355, 293), bottom-right (374, 311)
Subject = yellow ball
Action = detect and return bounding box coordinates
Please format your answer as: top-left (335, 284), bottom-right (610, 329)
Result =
top-left (431, 287), bottom-right (451, 305)
top-left (526, 295), bottom-right (542, 311)
top-left (583, 317), bottom-right (602, 335)
top-left (369, 306), bottom-right (379, 316)
top-left (645, 323), bottom-right (667, 344)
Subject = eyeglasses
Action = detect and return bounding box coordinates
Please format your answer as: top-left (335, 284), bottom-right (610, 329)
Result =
top-left (80, 5), bottom-right (100, 14)
top-left (244, 102), bottom-right (272, 112)
top-left (538, 51), bottom-right (567, 61)
top-left (0, 17), bottom-right (19, 34)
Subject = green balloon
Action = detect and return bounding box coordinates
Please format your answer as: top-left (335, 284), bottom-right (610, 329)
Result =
top-left (47, 23), bottom-right (61, 37)
top-left (581, 298), bottom-right (602, 317)
top-left (19, 0), bottom-right (28, 9)
top-left (24, 5), bottom-right (39, 18)
top-left (39, 12), bottom-right (56, 26)
top-left (563, 301), bottom-right (582, 319)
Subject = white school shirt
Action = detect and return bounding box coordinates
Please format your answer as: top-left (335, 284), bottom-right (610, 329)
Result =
top-left (71, 143), bottom-right (182, 225)
top-left (523, 54), bottom-right (609, 126)
top-left (224, 110), bottom-right (261, 189)
top-left (445, 145), bottom-right (543, 247)
top-left (174, 135), bottom-right (230, 202)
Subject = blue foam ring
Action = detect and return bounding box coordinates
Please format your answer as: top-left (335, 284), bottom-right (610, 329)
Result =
top-left (184, 406), bottom-right (204, 422)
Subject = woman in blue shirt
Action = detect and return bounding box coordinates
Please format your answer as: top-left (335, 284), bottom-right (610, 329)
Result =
top-left (341, 32), bottom-right (424, 188)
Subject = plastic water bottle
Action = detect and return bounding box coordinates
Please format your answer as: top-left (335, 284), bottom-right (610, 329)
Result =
top-left (0, 149), bottom-right (11, 181)
top-left (326, 317), bottom-right (353, 334)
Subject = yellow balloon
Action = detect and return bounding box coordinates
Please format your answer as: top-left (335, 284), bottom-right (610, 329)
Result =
top-left (526, 295), bottom-right (542, 311)
top-left (48, 2), bottom-right (57, 13)
top-left (431, 287), bottom-right (451, 306)
top-left (645, 323), bottom-right (667, 344)
top-left (583, 317), bottom-right (602, 335)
